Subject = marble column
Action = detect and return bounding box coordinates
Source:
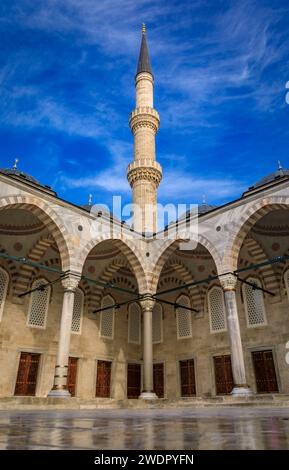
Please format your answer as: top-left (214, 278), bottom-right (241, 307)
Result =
top-left (139, 298), bottom-right (157, 399)
top-left (220, 274), bottom-right (252, 396)
top-left (48, 275), bottom-right (79, 397)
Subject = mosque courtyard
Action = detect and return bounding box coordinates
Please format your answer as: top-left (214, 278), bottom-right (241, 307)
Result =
top-left (0, 407), bottom-right (289, 450)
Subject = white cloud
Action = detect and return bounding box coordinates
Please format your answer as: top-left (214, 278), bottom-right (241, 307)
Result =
top-left (158, 170), bottom-right (246, 203)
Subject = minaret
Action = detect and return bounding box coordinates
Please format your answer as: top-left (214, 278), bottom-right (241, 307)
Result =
top-left (127, 23), bottom-right (162, 234)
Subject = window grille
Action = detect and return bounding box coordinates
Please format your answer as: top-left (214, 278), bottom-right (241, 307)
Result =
top-left (153, 303), bottom-right (163, 343)
top-left (176, 295), bottom-right (192, 339)
top-left (128, 302), bottom-right (141, 344)
top-left (27, 278), bottom-right (50, 328)
top-left (71, 288), bottom-right (84, 334)
top-left (0, 268), bottom-right (9, 322)
top-left (243, 277), bottom-right (266, 326)
top-left (100, 295), bottom-right (115, 339)
top-left (284, 270), bottom-right (289, 300)
top-left (208, 286), bottom-right (227, 332)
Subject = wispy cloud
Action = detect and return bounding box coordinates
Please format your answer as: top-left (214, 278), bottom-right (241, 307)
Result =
top-left (0, 0), bottom-right (288, 207)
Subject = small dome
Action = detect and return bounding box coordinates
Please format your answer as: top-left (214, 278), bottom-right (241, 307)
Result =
top-left (251, 169), bottom-right (289, 189)
top-left (0, 168), bottom-right (40, 185)
top-left (198, 202), bottom-right (217, 214)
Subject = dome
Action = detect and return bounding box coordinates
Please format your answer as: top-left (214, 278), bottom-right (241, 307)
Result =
top-left (198, 202), bottom-right (218, 214)
top-left (0, 167), bottom-right (40, 185)
top-left (251, 170), bottom-right (289, 189)
top-left (249, 163), bottom-right (289, 191)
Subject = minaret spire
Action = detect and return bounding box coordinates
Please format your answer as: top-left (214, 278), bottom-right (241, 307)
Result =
top-left (127, 25), bottom-right (162, 234)
top-left (136, 23), bottom-right (152, 76)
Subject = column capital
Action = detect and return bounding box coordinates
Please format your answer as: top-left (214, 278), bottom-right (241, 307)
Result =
top-left (140, 297), bottom-right (155, 312)
top-left (61, 274), bottom-right (80, 291)
top-left (219, 273), bottom-right (237, 291)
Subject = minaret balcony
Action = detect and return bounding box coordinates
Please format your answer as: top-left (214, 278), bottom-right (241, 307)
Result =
top-left (127, 160), bottom-right (162, 187)
top-left (129, 107), bottom-right (160, 133)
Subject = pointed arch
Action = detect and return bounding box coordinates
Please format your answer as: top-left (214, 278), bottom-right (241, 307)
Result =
top-left (223, 196), bottom-right (289, 272)
top-left (160, 258), bottom-right (204, 311)
top-left (243, 237), bottom-right (279, 293)
top-left (150, 236), bottom-right (222, 294)
top-left (0, 196), bottom-right (72, 272)
top-left (14, 235), bottom-right (55, 296)
top-left (90, 257), bottom-right (134, 308)
top-left (80, 237), bottom-right (147, 293)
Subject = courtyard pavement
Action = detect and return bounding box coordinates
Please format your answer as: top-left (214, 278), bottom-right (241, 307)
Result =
top-left (0, 407), bottom-right (289, 450)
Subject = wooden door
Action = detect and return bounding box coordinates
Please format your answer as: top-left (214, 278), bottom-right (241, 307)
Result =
top-left (67, 357), bottom-right (78, 397)
top-left (14, 352), bottom-right (40, 396)
top-left (153, 363), bottom-right (164, 398)
top-left (214, 355), bottom-right (234, 395)
top-left (252, 350), bottom-right (278, 393)
top-left (127, 363), bottom-right (141, 398)
top-left (95, 360), bottom-right (112, 398)
top-left (180, 359), bottom-right (196, 397)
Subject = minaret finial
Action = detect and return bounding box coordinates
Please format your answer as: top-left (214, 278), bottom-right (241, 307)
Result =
top-left (278, 160), bottom-right (284, 176)
top-left (142, 22), bottom-right (146, 34)
top-left (202, 193), bottom-right (206, 205)
top-left (13, 158), bottom-right (19, 170)
top-left (88, 194), bottom-right (92, 206)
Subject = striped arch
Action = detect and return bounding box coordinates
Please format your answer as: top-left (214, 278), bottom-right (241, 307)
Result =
top-left (14, 235), bottom-right (55, 296)
top-left (242, 237), bottom-right (279, 293)
top-left (0, 195), bottom-right (72, 272)
top-left (0, 244), bottom-right (17, 291)
top-left (90, 257), bottom-right (135, 308)
top-left (79, 238), bottom-right (147, 293)
top-left (150, 236), bottom-right (221, 294)
top-left (223, 196), bottom-right (289, 272)
top-left (274, 246), bottom-right (289, 290)
top-left (160, 258), bottom-right (204, 311)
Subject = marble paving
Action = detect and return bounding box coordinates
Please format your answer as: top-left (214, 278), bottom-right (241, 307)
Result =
top-left (0, 407), bottom-right (289, 450)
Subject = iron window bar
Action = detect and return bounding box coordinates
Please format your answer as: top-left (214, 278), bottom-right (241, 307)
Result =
top-left (0, 252), bottom-right (139, 298)
top-left (234, 275), bottom-right (275, 297)
top-left (152, 295), bottom-right (199, 313)
top-left (17, 274), bottom-right (69, 298)
top-left (1, 251), bottom-right (288, 305)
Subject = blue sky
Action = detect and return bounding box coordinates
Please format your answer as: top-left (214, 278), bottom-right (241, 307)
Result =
top-left (1, 0), bottom-right (289, 211)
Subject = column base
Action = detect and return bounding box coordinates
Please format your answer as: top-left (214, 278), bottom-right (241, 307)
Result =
top-left (47, 389), bottom-right (71, 398)
top-left (231, 385), bottom-right (253, 397)
top-left (139, 391), bottom-right (158, 400)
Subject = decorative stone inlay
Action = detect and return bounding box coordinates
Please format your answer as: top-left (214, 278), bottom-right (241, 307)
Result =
top-left (219, 273), bottom-right (238, 291)
top-left (13, 242), bottom-right (23, 251)
top-left (272, 242), bottom-right (280, 252)
top-left (88, 265), bottom-right (95, 273)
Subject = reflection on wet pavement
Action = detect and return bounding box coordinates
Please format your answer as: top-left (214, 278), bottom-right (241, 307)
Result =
top-left (0, 407), bottom-right (289, 450)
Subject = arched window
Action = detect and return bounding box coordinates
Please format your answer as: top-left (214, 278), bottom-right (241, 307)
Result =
top-left (208, 286), bottom-right (227, 333)
top-left (243, 277), bottom-right (267, 327)
top-left (100, 294), bottom-right (115, 339)
top-left (0, 267), bottom-right (9, 322)
top-left (71, 288), bottom-right (84, 334)
top-left (153, 303), bottom-right (163, 344)
top-left (128, 302), bottom-right (141, 344)
top-left (27, 278), bottom-right (50, 328)
top-left (176, 295), bottom-right (192, 339)
top-left (284, 269), bottom-right (289, 299)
